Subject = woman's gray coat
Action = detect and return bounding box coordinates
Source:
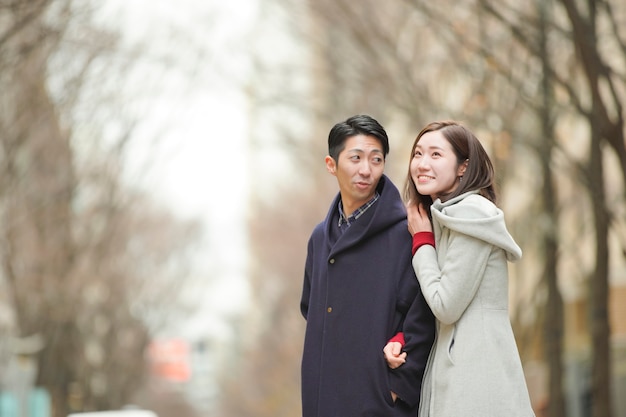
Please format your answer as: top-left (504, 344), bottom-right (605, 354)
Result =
top-left (413, 191), bottom-right (535, 416)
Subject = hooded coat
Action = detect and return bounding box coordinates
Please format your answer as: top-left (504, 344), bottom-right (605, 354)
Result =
top-left (413, 191), bottom-right (535, 417)
top-left (301, 175), bottom-right (435, 417)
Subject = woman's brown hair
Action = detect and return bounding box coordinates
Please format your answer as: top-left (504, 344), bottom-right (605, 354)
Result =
top-left (403, 121), bottom-right (496, 217)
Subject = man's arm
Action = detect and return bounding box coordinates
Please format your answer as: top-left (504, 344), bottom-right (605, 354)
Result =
top-left (300, 237), bottom-right (315, 320)
top-left (387, 263), bottom-right (436, 407)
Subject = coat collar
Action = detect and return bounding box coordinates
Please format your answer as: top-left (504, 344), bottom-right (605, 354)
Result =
top-left (324, 175), bottom-right (406, 257)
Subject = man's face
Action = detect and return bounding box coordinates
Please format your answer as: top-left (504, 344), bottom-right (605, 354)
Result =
top-left (325, 134), bottom-right (385, 216)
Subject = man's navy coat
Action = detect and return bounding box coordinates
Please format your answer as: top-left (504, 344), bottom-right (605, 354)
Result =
top-left (300, 175), bottom-right (435, 417)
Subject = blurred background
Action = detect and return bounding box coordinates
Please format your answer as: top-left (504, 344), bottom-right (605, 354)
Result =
top-left (0, 0), bottom-right (625, 417)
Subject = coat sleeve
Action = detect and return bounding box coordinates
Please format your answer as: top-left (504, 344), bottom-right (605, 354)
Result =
top-left (412, 231), bottom-right (490, 325)
top-left (387, 250), bottom-right (436, 408)
top-left (300, 234), bottom-right (315, 320)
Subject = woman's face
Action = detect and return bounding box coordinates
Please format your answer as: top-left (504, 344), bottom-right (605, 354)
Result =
top-left (410, 130), bottom-right (465, 201)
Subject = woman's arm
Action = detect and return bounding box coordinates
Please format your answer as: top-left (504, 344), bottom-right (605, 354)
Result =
top-left (413, 232), bottom-right (491, 324)
top-left (383, 333), bottom-right (406, 369)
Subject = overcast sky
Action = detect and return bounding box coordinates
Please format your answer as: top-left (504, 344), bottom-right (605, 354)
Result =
top-left (98, 0), bottom-right (261, 339)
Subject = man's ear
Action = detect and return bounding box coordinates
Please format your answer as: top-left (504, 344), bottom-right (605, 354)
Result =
top-left (325, 155), bottom-right (337, 175)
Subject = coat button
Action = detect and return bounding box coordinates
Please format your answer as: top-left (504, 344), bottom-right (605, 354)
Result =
top-left (329, 258), bottom-right (335, 264)
top-left (327, 307), bottom-right (332, 313)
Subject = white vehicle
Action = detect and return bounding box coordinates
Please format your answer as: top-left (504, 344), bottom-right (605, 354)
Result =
top-left (67, 410), bottom-right (158, 417)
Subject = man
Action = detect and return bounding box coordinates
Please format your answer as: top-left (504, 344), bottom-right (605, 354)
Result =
top-left (300, 115), bottom-right (435, 416)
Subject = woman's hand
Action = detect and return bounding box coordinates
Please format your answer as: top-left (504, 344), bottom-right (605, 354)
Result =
top-left (406, 201), bottom-right (432, 236)
top-left (383, 341), bottom-right (406, 369)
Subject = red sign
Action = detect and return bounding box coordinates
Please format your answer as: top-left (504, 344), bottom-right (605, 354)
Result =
top-left (148, 339), bottom-right (191, 382)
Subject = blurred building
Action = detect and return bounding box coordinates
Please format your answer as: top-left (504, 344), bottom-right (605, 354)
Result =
top-left (547, 280), bottom-right (626, 417)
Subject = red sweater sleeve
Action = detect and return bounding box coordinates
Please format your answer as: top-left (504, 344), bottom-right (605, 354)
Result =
top-left (388, 331), bottom-right (405, 347)
top-left (412, 231), bottom-right (435, 256)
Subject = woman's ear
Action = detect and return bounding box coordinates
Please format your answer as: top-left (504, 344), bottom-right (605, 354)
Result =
top-left (458, 159), bottom-right (469, 176)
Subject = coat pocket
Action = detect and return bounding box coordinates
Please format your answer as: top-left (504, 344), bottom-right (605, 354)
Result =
top-left (446, 325), bottom-right (456, 365)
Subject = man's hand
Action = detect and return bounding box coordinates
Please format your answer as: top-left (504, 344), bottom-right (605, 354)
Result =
top-left (383, 341), bottom-right (407, 369)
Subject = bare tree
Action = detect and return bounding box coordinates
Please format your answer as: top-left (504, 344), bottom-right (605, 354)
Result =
top-left (537, 2), bottom-right (566, 415)
top-left (0, 1), bottom-right (204, 416)
top-left (0, 3), bottom-right (77, 415)
top-left (555, 1), bottom-right (626, 415)
top-left (480, 1), bottom-right (626, 415)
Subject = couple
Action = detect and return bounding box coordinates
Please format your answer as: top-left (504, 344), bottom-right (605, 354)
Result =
top-left (299, 115), bottom-right (535, 417)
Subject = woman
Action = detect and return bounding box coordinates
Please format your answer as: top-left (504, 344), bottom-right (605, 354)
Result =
top-left (384, 121), bottom-right (535, 416)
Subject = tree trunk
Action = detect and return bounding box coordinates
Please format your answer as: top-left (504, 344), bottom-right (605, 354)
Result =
top-left (587, 128), bottom-right (612, 417)
top-left (537, 2), bottom-right (566, 416)
top-left (1, 3), bottom-right (77, 416)
top-left (557, 1), bottom-right (615, 415)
